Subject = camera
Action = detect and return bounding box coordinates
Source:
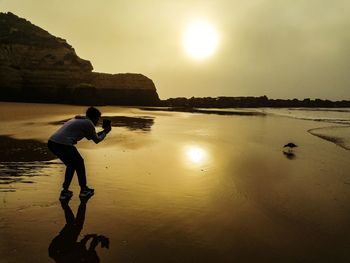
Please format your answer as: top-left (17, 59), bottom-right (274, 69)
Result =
top-left (102, 119), bottom-right (111, 129)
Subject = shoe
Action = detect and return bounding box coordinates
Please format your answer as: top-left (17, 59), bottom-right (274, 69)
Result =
top-left (79, 186), bottom-right (94, 198)
top-left (59, 189), bottom-right (73, 201)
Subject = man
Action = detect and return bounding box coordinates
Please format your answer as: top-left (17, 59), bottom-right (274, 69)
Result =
top-left (48, 107), bottom-right (111, 200)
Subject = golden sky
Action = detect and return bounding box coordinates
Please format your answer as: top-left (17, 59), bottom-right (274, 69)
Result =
top-left (2, 0), bottom-right (350, 100)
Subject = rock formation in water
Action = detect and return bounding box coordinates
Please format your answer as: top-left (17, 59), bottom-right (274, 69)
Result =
top-left (0, 12), bottom-right (160, 105)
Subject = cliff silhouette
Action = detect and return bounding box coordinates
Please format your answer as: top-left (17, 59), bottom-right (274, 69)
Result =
top-left (1, 13), bottom-right (348, 108)
top-left (0, 12), bottom-right (160, 105)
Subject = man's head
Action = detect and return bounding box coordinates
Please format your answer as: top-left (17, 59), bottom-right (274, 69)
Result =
top-left (86, 107), bottom-right (101, 126)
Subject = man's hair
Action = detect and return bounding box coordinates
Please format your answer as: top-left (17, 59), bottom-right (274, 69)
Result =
top-left (86, 107), bottom-right (101, 119)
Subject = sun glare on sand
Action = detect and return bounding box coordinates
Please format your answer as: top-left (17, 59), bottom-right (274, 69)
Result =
top-left (183, 20), bottom-right (219, 60)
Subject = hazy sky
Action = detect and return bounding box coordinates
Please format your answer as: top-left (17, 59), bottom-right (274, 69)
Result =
top-left (2, 0), bottom-right (350, 100)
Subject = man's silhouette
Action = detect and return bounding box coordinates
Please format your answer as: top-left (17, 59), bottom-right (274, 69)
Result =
top-left (47, 107), bottom-right (111, 200)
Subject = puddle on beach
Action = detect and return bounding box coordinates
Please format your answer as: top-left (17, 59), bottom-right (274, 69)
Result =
top-left (0, 161), bottom-right (57, 187)
top-left (0, 135), bottom-right (57, 191)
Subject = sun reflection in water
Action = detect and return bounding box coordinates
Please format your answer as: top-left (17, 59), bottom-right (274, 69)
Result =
top-left (185, 145), bottom-right (207, 165)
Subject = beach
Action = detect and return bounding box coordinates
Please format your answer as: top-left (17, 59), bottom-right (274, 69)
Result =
top-left (1, 102), bottom-right (350, 263)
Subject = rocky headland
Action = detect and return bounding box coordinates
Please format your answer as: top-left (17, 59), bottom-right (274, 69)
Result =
top-left (0, 12), bottom-right (160, 105)
top-left (161, 96), bottom-right (350, 108)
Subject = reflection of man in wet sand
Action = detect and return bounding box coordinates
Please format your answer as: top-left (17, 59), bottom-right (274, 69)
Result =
top-left (47, 107), bottom-right (111, 200)
top-left (49, 197), bottom-right (109, 263)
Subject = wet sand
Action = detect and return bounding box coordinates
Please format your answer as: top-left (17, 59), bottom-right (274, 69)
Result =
top-left (1, 102), bottom-right (350, 262)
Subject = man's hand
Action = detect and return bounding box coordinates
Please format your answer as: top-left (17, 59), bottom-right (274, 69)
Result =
top-left (104, 126), bottom-right (112, 134)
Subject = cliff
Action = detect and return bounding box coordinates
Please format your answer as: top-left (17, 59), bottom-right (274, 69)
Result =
top-left (0, 12), bottom-right (160, 105)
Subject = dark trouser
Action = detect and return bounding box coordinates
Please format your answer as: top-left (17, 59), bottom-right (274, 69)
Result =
top-left (48, 140), bottom-right (86, 190)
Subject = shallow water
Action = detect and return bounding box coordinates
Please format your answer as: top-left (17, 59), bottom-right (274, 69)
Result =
top-left (264, 107), bottom-right (350, 125)
top-left (1, 102), bottom-right (350, 263)
top-left (264, 107), bottom-right (350, 150)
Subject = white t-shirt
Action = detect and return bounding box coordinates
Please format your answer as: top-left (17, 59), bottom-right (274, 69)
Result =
top-left (49, 115), bottom-right (106, 145)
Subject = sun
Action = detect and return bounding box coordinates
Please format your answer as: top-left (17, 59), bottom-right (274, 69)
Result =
top-left (183, 21), bottom-right (219, 60)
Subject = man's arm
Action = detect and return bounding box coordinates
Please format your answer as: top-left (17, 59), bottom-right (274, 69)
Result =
top-left (86, 122), bottom-right (111, 144)
top-left (90, 131), bottom-right (106, 144)
top-left (97, 126), bottom-right (111, 136)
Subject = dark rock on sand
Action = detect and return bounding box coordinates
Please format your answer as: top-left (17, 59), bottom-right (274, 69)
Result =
top-left (0, 12), bottom-right (160, 106)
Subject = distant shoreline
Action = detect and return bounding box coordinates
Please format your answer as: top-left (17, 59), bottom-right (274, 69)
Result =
top-left (159, 96), bottom-right (350, 108)
top-left (139, 107), bottom-right (266, 116)
top-left (1, 95), bottom-right (350, 108)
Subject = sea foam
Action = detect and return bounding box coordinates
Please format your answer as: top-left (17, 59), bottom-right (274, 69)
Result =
top-left (262, 108), bottom-right (350, 151)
